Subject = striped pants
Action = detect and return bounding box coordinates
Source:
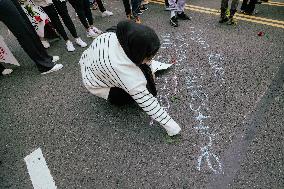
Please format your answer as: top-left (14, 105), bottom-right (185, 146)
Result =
top-left (168, 0), bottom-right (186, 13)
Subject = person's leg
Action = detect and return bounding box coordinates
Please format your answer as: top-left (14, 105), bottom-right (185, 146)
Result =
top-left (246, 0), bottom-right (257, 14)
top-left (230, 0), bottom-right (240, 12)
top-left (241, 0), bottom-right (248, 11)
top-left (41, 5), bottom-right (69, 41)
top-left (0, 64), bottom-right (5, 74)
top-left (165, 0), bottom-right (169, 7)
top-left (83, 0), bottom-right (94, 26)
top-left (108, 64), bottom-right (157, 106)
top-left (168, 0), bottom-right (178, 26)
top-left (96, 0), bottom-right (106, 12)
top-left (227, 0), bottom-right (239, 25)
top-left (219, 0), bottom-right (229, 23)
top-left (122, 0), bottom-right (132, 16)
top-left (52, 0), bottom-right (78, 38)
top-left (131, 0), bottom-right (142, 18)
top-left (68, 0), bottom-right (90, 29)
top-left (108, 87), bottom-right (135, 106)
top-left (176, 0), bottom-right (190, 20)
top-left (0, 0), bottom-right (55, 72)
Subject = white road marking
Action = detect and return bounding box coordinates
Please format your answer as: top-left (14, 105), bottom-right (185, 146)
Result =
top-left (24, 148), bottom-right (57, 189)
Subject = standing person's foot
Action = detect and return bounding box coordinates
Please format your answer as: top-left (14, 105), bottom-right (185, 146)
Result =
top-left (177, 12), bottom-right (191, 20)
top-left (41, 40), bottom-right (50, 48)
top-left (75, 38), bottom-right (87, 48)
top-left (66, 40), bottom-right (75, 52)
top-left (227, 17), bottom-right (237, 25)
top-left (170, 16), bottom-right (178, 27)
top-left (52, 56), bottom-right (60, 63)
top-left (140, 5), bottom-right (148, 12)
top-left (137, 9), bottom-right (143, 15)
top-left (101, 10), bottom-right (113, 17)
top-left (246, 10), bottom-right (259, 15)
top-left (41, 64), bottom-right (63, 75)
top-left (87, 29), bottom-right (99, 38)
top-left (219, 16), bottom-right (229, 23)
top-left (2, 69), bottom-right (13, 75)
top-left (92, 26), bottom-right (103, 34)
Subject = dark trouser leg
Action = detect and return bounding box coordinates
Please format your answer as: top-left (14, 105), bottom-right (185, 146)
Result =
top-left (246, 0), bottom-right (257, 14)
top-left (108, 64), bottom-right (157, 106)
top-left (131, 0), bottom-right (142, 18)
top-left (108, 87), bottom-right (135, 106)
top-left (122, 0), bottom-right (132, 15)
top-left (68, 0), bottom-right (90, 29)
top-left (96, 0), bottom-right (106, 12)
top-left (165, 0), bottom-right (169, 6)
top-left (241, 0), bottom-right (248, 11)
top-left (230, 0), bottom-right (239, 17)
top-left (221, 0), bottom-right (229, 10)
top-left (0, 64), bottom-right (6, 74)
top-left (52, 0), bottom-right (78, 38)
top-left (83, 0), bottom-right (94, 25)
top-left (0, 0), bottom-right (54, 72)
top-left (42, 5), bottom-right (69, 41)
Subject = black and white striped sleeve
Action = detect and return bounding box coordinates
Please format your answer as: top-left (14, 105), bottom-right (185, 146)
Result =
top-left (129, 86), bottom-right (177, 127)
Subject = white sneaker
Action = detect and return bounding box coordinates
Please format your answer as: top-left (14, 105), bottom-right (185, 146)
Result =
top-left (101, 10), bottom-right (113, 17)
top-left (75, 37), bottom-right (87, 48)
top-left (2, 69), bottom-right (13, 75)
top-left (52, 56), bottom-right (60, 63)
top-left (41, 64), bottom-right (63, 75)
top-left (66, 40), bottom-right (75, 52)
top-left (41, 40), bottom-right (50, 48)
top-left (87, 29), bottom-right (99, 38)
top-left (92, 26), bottom-right (103, 34)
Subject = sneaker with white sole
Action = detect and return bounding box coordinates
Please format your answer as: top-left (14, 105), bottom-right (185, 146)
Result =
top-left (92, 26), bottom-right (103, 34)
top-left (52, 56), bottom-right (60, 63)
top-left (66, 40), bottom-right (75, 52)
top-left (101, 10), bottom-right (113, 17)
top-left (2, 69), bottom-right (13, 75)
top-left (41, 64), bottom-right (63, 75)
top-left (87, 29), bottom-right (99, 38)
top-left (41, 40), bottom-right (50, 48)
top-left (75, 38), bottom-right (87, 48)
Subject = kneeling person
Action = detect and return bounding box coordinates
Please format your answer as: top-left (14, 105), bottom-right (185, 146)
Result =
top-left (79, 21), bottom-right (181, 136)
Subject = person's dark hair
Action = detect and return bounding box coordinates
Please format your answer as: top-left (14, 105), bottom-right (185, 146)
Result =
top-left (116, 20), bottom-right (160, 65)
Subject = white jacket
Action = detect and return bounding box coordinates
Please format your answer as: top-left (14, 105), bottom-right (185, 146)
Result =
top-left (79, 32), bottom-right (181, 135)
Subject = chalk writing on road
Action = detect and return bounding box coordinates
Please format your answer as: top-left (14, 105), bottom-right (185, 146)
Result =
top-left (154, 31), bottom-right (225, 174)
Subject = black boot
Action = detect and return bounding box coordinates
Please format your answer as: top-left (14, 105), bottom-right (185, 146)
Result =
top-left (219, 8), bottom-right (228, 23)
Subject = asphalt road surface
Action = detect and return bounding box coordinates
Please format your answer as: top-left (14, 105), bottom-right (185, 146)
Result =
top-left (1, 0), bottom-right (283, 188)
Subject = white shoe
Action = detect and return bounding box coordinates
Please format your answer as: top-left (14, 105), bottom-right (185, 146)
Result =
top-left (92, 26), bottom-right (103, 34)
top-left (41, 40), bottom-right (50, 48)
top-left (87, 29), bottom-right (99, 38)
top-left (52, 56), bottom-right (60, 63)
top-left (101, 10), bottom-right (113, 17)
top-left (66, 40), bottom-right (75, 52)
top-left (75, 37), bottom-right (87, 48)
top-left (41, 64), bottom-right (63, 75)
top-left (2, 69), bottom-right (13, 75)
